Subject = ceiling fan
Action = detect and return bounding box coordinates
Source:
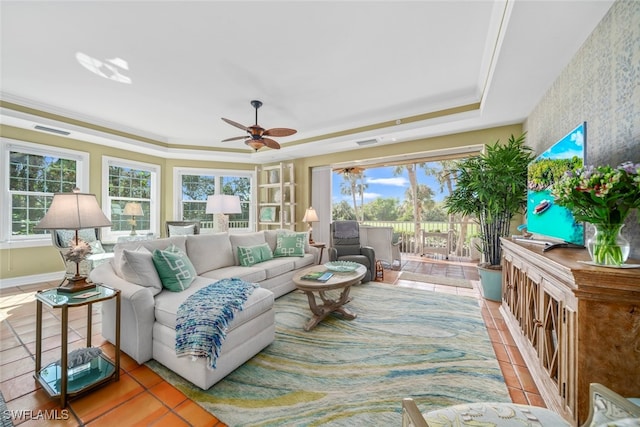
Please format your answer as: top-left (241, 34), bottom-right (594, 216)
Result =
top-left (221, 100), bottom-right (297, 151)
top-left (333, 166), bottom-right (365, 175)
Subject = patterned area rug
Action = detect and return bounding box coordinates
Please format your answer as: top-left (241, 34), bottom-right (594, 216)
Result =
top-left (147, 282), bottom-right (508, 426)
top-left (398, 271), bottom-right (473, 288)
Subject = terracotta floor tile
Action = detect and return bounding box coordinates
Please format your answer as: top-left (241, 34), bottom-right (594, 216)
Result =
top-left (70, 374), bottom-right (145, 423)
top-left (0, 355), bottom-right (35, 382)
top-left (0, 371), bottom-right (40, 402)
top-left (498, 361), bottom-right (519, 388)
top-left (525, 392), bottom-right (547, 407)
top-left (174, 400), bottom-right (222, 427)
top-left (514, 364), bottom-right (539, 394)
top-left (85, 392), bottom-right (168, 426)
top-left (508, 386), bottom-right (528, 404)
top-left (0, 344), bottom-right (31, 364)
top-left (129, 364), bottom-right (164, 389)
top-left (149, 411), bottom-right (192, 427)
top-left (149, 381), bottom-right (189, 409)
top-left (505, 344), bottom-right (527, 366)
top-left (491, 342), bottom-right (510, 363)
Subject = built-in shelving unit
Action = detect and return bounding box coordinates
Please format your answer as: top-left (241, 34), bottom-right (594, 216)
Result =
top-left (500, 238), bottom-right (640, 426)
top-left (255, 162), bottom-right (295, 230)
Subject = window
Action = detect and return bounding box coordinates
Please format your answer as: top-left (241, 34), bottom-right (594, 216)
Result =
top-left (102, 157), bottom-right (159, 240)
top-left (174, 168), bottom-right (253, 232)
top-left (1, 139), bottom-right (88, 247)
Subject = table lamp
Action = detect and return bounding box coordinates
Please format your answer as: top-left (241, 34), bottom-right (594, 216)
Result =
top-left (206, 195), bottom-right (242, 232)
top-left (34, 188), bottom-right (112, 293)
top-left (302, 207), bottom-right (319, 243)
top-left (123, 202), bottom-right (144, 235)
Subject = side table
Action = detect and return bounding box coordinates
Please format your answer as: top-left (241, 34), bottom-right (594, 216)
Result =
top-left (310, 242), bottom-right (326, 265)
top-left (35, 284), bottom-right (120, 407)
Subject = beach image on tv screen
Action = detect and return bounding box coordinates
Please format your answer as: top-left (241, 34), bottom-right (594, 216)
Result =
top-left (526, 123), bottom-right (586, 245)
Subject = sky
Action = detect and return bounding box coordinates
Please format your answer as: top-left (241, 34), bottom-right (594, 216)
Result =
top-left (331, 163), bottom-right (449, 205)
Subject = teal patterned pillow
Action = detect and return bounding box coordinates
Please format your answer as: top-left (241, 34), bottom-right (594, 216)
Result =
top-left (274, 232), bottom-right (305, 257)
top-left (152, 244), bottom-right (197, 292)
top-left (238, 243), bottom-right (273, 266)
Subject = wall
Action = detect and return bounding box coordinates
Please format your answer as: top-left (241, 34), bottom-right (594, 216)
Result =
top-left (524, 0), bottom-right (640, 257)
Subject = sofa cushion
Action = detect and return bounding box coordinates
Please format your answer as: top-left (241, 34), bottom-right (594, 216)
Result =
top-left (229, 232), bottom-right (267, 265)
top-left (120, 247), bottom-right (163, 295)
top-left (292, 253), bottom-right (316, 270)
top-left (200, 265), bottom-right (266, 283)
top-left (152, 244), bottom-right (197, 292)
top-left (257, 258), bottom-right (296, 279)
top-left (274, 232), bottom-right (305, 257)
top-left (238, 243), bottom-right (274, 266)
top-left (265, 229), bottom-right (310, 254)
top-left (186, 233), bottom-right (235, 274)
top-left (113, 236), bottom-right (187, 278)
top-left (154, 277), bottom-right (274, 333)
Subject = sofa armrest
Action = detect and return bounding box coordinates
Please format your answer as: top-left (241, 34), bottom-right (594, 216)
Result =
top-left (90, 262), bottom-right (156, 364)
top-left (584, 383), bottom-right (640, 427)
top-left (360, 246), bottom-right (375, 268)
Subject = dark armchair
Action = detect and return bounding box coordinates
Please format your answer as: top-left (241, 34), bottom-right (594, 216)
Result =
top-left (328, 221), bottom-right (376, 282)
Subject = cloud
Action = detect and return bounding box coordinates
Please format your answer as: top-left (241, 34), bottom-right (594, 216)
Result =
top-left (366, 177), bottom-right (408, 187)
top-left (363, 192), bottom-right (382, 200)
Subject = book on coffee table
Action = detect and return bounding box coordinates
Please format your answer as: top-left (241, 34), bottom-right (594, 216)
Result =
top-left (301, 271), bottom-right (334, 282)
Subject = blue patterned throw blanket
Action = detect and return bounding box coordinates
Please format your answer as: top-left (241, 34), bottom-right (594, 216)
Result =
top-left (175, 278), bottom-right (258, 369)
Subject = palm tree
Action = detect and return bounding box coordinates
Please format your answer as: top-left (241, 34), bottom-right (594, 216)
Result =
top-left (393, 163), bottom-right (425, 253)
top-left (339, 170), bottom-right (368, 222)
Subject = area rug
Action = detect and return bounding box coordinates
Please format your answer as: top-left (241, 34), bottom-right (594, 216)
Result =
top-left (398, 271), bottom-right (473, 289)
top-left (147, 283), bottom-right (508, 426)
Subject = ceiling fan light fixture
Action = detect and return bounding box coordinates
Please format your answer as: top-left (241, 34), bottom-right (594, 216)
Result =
top-left (246, 140), bottom-right (265, 151)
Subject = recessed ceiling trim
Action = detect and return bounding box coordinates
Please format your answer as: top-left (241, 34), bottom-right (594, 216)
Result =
top-left (34, 125), bottom-right (70, 135)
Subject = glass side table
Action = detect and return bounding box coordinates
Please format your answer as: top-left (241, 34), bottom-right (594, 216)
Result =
top-left (35, 284), bottom-right (120, 407)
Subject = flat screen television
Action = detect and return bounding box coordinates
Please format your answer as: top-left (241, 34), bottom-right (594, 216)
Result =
top-left (526, 122), bottom-right (586, 249)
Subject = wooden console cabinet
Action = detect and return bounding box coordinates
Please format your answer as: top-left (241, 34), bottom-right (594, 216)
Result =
top-left (500, 238), bottom-right (640, 425)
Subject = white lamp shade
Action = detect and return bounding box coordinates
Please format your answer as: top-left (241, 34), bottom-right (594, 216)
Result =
top-left (206, 195), bottom-right (242, 214)
top-left (35, 192), bottom-right (112, 230)
top-left (123, 202), bottom-right (144, 216)
top-left (302, 207), bottom-right (319, 223)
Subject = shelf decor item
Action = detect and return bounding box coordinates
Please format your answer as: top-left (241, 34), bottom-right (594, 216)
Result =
top-left (34, 188), bottom-right (112, 293)
top-left (552, 162), bottom-right (640, 266)
top-left (259, 206), bottom-right (276, 222)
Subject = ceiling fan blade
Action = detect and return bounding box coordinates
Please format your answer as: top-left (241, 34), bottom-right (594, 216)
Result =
top-left (264, 127), bottom-right (297, 137)
top-left (222, 135), bottom-right (248, 142)
top-left (221, 117), bottom-right (248, 131)
top-left (262, 137), bottom-right (281, 150)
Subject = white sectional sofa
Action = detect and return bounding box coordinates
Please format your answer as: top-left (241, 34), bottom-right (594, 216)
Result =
top-left (90, 230), bottom-right (317, 389)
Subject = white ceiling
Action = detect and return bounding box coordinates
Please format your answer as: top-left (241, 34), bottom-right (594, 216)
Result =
top-left (0, 1), bottom-right (614, 164)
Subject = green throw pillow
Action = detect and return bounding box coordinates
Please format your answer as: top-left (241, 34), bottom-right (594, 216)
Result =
top-left (152, 244), bottom-right (197, 292)
top-left (274, 232), bottom-right (305, 257)
top-left (238, 243), bottom-right (273, 266)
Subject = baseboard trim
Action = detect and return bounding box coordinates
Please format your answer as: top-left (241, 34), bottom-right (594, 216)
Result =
top-left (0, 271), bottom-right (64, 290)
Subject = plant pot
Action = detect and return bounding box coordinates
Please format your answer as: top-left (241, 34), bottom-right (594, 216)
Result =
top-left (477, 263), bottom-right (502, 302)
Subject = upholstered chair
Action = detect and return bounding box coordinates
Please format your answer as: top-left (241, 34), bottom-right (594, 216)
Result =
top-left (328, 221), bottom-right (375, 282)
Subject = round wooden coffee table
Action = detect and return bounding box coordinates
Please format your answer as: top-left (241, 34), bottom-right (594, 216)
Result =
top-left (293, 264), bottom-right (366, 331)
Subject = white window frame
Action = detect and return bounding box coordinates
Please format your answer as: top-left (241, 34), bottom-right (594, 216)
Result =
top-left (0, 138), bottom-right (89, 249)
top-left (173, 167), bottom-right (255, 233)
top-left (102, 156), bottom-right (160, 242)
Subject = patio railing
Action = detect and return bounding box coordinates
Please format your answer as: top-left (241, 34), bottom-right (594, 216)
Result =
top-left (200, 219), bottom-right (480, 258)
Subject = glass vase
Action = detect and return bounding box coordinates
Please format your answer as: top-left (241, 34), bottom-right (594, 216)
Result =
top-left (587, 223), bottom-right (630, 266)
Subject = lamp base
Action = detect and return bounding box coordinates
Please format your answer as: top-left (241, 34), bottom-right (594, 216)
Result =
top-left (58, 275), bottom-right (96, 294)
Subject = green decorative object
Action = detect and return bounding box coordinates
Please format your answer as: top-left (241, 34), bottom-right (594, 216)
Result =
top-left (152, 244), bottom-right (197, 291)
top-left (274, 233), bottom-right (305, 257)
top-left (238, 243), bottom-right (273, 266)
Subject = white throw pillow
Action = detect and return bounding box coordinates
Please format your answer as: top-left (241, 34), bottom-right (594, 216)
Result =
top-left (120, 247), bottom-right (163, 295)
top-left (168, 224), bottom-right (196, 236)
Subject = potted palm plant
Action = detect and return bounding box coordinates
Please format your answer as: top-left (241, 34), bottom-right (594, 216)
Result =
top-left (444, 134), bottom-right (534, 301)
